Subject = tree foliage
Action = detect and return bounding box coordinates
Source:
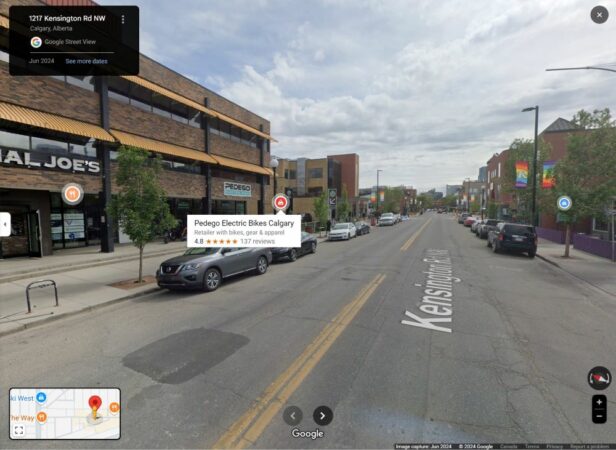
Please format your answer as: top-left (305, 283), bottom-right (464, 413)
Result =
top-left (313, 191), bottom-right (329, 227)
top-left (337, 184), bottom-right (351, 220)
top-left (110, 146), bottom-right (177, 282)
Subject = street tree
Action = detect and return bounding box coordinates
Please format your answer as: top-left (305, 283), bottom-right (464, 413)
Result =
top-left (337, 185), bottom-right (351, 221)
top-left (312, 191), bottom-right (330, 230)
top-left (110, 146), bottom-right (177, 283)
top-left (544, 108), bottom-right (616, 257)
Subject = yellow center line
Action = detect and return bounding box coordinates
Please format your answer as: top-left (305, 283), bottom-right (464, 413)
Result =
top-left (400, 217), bottom-right (433, 251)
top-left (212, 273), bottom-right (387, 449)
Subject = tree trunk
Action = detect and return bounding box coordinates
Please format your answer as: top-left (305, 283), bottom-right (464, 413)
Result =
top-left (138, 245), bottom-right (144, 283)
top-left (564, 223), bottom-right (571, 258)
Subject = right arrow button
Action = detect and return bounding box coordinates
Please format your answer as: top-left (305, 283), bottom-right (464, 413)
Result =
top-left (313, 405), bottom-right (333, 426)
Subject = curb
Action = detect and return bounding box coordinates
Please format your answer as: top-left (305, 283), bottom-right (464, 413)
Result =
top-left (0, 248), bottom-right (184, 284)
top-left (0, 286), bottom-right (160, 339)
top-left (536, 253), bottom-right (615, 299)
top-left (536, 253), bottom-right (560, 268)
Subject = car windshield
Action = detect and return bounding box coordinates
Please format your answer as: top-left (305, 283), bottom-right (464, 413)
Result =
top-left (333, 224), bottom-right (349, 230)
top-left (183, 247), bottom-right (220, 256)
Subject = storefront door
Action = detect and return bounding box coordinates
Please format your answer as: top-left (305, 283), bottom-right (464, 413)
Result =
top-left (26, 211), bottom-right (42, 257)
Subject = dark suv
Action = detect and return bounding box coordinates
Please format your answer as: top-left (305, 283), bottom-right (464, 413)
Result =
top-left (487, 223), bottom-right (537, 257)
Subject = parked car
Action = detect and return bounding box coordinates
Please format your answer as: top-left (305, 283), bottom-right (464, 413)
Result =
top-left (487, 223), bottom-right (537, 257)
top-left (354, 221), bottom-right (371, 235)
top-left (328, 222), bottom-right (357, 240)
top-left (463, 216), bottom-right (477, 227)
top-left (400, 215), bottom-right (410, 222)
top-left (393, 214), bottom-right (401, 224)
top-left (457, 213), bottom-right (470, 224)
top-left (471, 219), bottom-right (484, 233)
top-left (157, 247), bottom-right (272, 292)
top-left (378, 213), bottom-right (395, 226)
top-left (478, 219), bottom-right (501, 239)
top-left (271, 231), bottom-right (317, 262)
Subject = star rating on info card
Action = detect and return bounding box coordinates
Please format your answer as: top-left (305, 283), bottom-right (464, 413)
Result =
top-left (188, 215), bottom-right (301, 248)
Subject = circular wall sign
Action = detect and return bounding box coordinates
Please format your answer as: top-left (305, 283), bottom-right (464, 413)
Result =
top-left (62, 183), bottom-right (84, 206)
top-left (557, 195), bottom-right (572, 211)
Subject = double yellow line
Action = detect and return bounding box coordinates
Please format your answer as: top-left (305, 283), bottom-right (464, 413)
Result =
top-left (212, 273), bottom-right (387, 449)
top-left (400, 218), bottom-right (432, 251)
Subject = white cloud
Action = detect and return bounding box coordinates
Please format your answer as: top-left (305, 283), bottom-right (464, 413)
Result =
top-left (101, 0), bottom-right (616, 192)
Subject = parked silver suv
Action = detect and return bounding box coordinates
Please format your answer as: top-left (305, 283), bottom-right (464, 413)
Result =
top-left (157, 247), bottom-right (272, 292)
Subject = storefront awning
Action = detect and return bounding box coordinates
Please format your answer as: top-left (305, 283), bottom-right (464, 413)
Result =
top-left (211, 154), bottom-right (273, 176)
top-left (109, 129), bottom-right (218, 164)
top-left (0, 15), bottom-right (9, 30)
top-left (0, 101), bottom-right (115, 142)
top-left (121, 75), bottom-right (277, 142)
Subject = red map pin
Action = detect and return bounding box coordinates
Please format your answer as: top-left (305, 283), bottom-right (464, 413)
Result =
top-left (89, 395), bottom-right (102, 410)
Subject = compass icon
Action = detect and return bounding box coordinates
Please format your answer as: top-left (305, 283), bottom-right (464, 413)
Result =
top-left (588, 366), bottom-right (611, 390)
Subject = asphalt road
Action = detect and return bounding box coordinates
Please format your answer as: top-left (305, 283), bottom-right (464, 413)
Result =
top-left (1, 212), bottom-right (615, 448)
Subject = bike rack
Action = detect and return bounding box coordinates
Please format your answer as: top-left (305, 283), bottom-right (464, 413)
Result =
top-left (25, 280), bottom-right (59, 314)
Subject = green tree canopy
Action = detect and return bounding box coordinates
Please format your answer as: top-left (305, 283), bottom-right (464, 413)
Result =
top-left (110, 146), bottom-right (177, 282)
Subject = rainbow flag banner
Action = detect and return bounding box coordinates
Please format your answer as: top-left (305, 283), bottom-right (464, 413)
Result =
top-left (542, 161), bottom-right (556, 188)
top-left (515, 161), bottom-right (529, 188)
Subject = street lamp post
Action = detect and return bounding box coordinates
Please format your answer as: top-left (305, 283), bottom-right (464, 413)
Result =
top-left (270, 158), bottom-right (279, 213)
top-left (522, 106), bottom-right (539, 226)
top-left (376, 169), bottom-right (383, 213)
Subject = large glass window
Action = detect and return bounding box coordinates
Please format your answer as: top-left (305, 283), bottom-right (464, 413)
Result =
top-left (31, 136), bottom-right (68, 153)
top-left (152, 92), bottom-right (172, 118)
top-left (188, 108), bottom-right (201, 128)
top-left (130, 84), bottom-right (152, 112)
top-left (0, 130), bottom-right (30, 150)
top-left (309, 167), bottom-right (323, 178)
top-left (69, 138), bottom-right (97, 157)
top-left (170, 101), bottom-right (189, 124)
top-left (108, 77), bottom-right (131, 104)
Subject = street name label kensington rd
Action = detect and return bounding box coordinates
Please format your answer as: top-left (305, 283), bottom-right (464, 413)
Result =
top-left (401, 249), bottom-right (461, 333)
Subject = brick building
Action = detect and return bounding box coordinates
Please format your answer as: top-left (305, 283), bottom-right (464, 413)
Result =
top-left (273, 154), bottom-right (359, 219)
top-left (0, 2), bottom-right (275, 257)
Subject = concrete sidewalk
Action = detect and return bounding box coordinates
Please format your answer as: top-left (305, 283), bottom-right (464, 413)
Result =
top-left (0, 248), bottom-right (184, 337)
top-left (0, 240), bottom-right (187, 283)
top-left (537, 238), bottom-right (616, 297)
top-left (0, 235), bottom-right (330, 337)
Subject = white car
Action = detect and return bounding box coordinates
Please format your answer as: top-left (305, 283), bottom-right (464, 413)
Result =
top-left (378, 213), bottom-right (395, 226)
top-left (328, 223), bottom-right (357, 240)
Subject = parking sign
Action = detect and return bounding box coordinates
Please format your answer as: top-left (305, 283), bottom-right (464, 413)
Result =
top-left (328, 189), bottom-right (337, 206)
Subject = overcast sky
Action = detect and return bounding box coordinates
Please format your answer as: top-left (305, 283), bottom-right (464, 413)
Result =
top-left (101, 0), bottom-right (616, 192)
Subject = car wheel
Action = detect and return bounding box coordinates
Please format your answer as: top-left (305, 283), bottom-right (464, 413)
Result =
top-left (492, 241), bottom-right (499, 253)
top-left (256, 255), bottom-right (268, 274)
top-left (288, 248), bottom-right (298, 262)
top-left (528, 250), bottom-right (536, 258)
top-left (203, 268), bottom-right (221, 292)
top-left (310, 242), bottom-right (317, 253)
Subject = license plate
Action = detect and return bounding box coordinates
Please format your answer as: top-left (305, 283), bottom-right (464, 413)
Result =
top-left (513, 236), bottom-right (524, 241)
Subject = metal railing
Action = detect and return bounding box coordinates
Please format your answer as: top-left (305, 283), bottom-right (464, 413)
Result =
top-left (25, 280), bottom-right (59, 314)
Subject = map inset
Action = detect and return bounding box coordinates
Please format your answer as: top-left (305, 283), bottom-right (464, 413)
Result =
top-left (9, 388), bottom-right (120, 440)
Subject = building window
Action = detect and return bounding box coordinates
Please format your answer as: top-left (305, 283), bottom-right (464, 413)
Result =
top-left (309, 168), bottom-right (323, 178)
top-left (0, 130), bottom-right (30, 150)
top-left (0, 48), bottom-right (9, 63)
top-left (31, 136), bottom-right (68, 153)
top-left (307, 187), bottom-right (323, 196)
top-left (129, 84), bottom-right (153, 112)
top-left (289, 170), bottom-right (296, 180)
top-left (213, 200), bottom-right (246, 215)
top-left (69, 139), bottom-right (97, 157)
top-left (151, 92), bottom-right (172, 118)
top-left (108, 77), bottom-right (131, 104)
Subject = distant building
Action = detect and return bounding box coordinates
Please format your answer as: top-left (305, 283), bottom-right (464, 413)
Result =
top-left (478, 166), bottom-right (487, 183)
top-left (446, 184), bottom-right (462, 196)
top-left (275, 153), bottom-right (359, 219)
